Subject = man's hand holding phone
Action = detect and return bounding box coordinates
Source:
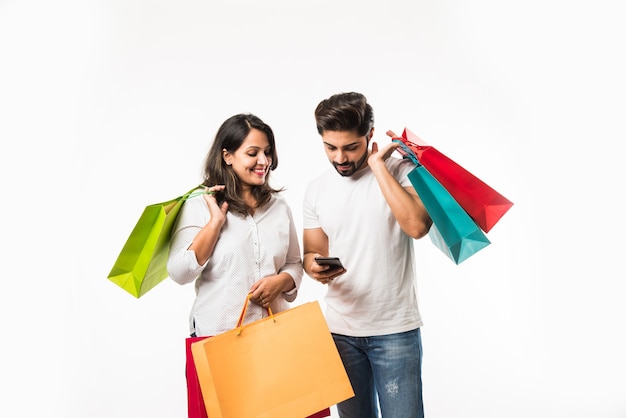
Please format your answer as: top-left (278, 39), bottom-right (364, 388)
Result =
top-left (314, 256), bottom-right (346, 284)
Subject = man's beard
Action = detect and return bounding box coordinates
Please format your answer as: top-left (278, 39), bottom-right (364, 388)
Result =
top-left (333, 149), bottom-right (369, 177)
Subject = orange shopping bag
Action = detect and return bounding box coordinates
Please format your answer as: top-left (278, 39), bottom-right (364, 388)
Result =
top-left (191, 298), bottom-right (354, 418)
top-left (186, 335), bottom-right (331, 418)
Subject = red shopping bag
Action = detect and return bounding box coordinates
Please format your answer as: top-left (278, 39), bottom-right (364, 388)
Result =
top-left (397, 128), bottom-right (513, 232)
top-left (307, 409), bottom-right (332, 417)
top-left (186, 337), bottom-right (210, 418)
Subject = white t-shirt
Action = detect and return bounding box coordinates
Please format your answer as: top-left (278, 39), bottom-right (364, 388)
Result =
top-left (303, 157), bottom-right (423, 337)
top-left (167, 193), bottom-right (302, 337)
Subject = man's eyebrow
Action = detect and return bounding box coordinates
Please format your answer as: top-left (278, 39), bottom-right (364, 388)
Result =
top-left (323, 141), bottom-right (360, 148)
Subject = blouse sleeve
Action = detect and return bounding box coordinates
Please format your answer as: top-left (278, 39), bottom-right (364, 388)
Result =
top-left (167, 196), bottom-right (208, 285)
top-left (279, 202), bottom-right (303, 302)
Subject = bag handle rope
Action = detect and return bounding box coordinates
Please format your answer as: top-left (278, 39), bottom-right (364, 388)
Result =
top-left (393, 139), bottom-right (421, 166)
top-left (236, 293), bottom-right (275, 336)
top-left (181, 186), bottom-right (215, 201)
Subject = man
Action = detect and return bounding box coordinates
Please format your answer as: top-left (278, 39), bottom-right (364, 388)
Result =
top-left (302, 92), bottom-right (432, 418)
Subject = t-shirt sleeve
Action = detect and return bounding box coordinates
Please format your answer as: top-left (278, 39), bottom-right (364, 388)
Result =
top-left (392, 157), bottom-right (416, 188)
top-left (302, 181), bottom-right (321, 230)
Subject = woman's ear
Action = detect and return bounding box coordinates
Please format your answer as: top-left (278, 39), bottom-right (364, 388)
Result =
top-left (222, 149), bottom-right (232, 166)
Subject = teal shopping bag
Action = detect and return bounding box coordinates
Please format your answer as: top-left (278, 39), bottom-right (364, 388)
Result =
top-left (107, 186), bottom-right (205, 297)
top-left (396, 141), bottom-right (490, 264)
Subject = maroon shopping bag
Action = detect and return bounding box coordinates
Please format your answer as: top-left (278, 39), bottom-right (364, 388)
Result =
top-left (186, 336), bottom-right (210, 418)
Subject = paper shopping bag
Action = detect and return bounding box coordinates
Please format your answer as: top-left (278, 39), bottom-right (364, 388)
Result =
top-left (306, 409), bottom-right (332, 418)
top-left (395, 140), bottom-right (490, 264)
top-left (191, 300), bottom-right (354, 418)
top-left (186, 337), bottom-right (210, 418)
top-left (408, 166), bottom-right (491, 264)
top-left (186, 338), bottom-right (330, 418)
top-left (107, 186), bottom-right (204, 298)
top-left (399, 128), bottom-right (513, 233)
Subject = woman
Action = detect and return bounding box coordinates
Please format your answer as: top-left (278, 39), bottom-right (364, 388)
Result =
top-left (167, 113), bottom-right (303, 337)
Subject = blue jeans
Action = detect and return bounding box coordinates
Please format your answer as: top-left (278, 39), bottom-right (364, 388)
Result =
top-left (333, 328), bottom-right (424, 418)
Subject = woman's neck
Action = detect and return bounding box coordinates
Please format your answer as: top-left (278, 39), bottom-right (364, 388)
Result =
top-left (242, 190), bottom-right (258, 214)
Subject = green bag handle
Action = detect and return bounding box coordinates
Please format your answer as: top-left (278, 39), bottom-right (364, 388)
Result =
top-left (181, 185), bottom-right (215, 201)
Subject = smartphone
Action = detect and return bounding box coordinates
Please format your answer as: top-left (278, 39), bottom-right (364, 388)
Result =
top-left (315, 256), bottom-right (344, 270)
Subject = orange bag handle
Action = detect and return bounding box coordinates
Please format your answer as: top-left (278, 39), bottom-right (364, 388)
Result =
top-left (236, 293), bottom-right (275, 335)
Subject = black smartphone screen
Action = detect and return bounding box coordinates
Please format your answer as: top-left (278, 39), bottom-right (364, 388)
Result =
top-left (315, 257), bottom-right (344, 269)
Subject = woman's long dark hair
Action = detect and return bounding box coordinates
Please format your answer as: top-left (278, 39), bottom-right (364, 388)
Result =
top-left (202, 113), bottom-right (282, 216)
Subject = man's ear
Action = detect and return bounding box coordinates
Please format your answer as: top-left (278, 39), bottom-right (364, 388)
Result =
top-left (366, 127), bottom-right (375, 140)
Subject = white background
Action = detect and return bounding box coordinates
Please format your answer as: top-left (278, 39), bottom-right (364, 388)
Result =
top-left (1, 0), bottom-right (625, 417)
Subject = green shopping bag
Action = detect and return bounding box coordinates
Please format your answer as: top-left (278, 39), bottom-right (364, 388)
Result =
top-left (107, 186), bottom-right (205, 297)
top-left (395, 141), bottom-right (490, 264)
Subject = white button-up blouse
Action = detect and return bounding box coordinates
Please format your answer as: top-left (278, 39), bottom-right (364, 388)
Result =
top-left (167, 193), bottom-right (303, 336)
